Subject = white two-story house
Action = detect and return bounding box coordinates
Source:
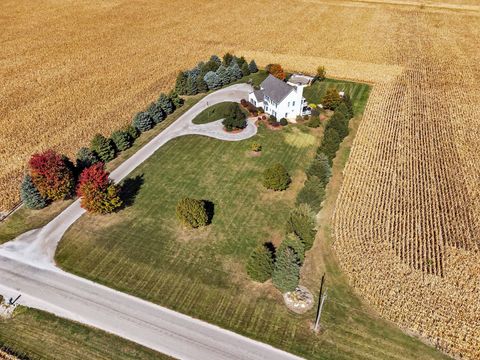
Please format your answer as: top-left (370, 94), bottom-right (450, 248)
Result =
top-left (248, 74), bottom-right (311, 121)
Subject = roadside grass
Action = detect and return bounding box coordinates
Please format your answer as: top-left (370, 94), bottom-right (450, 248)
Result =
top-left (56, 81), bottom-right (448, 359)
top-left (192, 101), bottom-right (241, 124)
top-left (0, 307), bottom-right (171, 360)
top-left (304, 79), bottom-right (371, 115)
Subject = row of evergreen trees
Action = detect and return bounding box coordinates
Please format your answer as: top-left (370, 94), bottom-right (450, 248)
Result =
top-left (175, 53), bottom-right (258, 96)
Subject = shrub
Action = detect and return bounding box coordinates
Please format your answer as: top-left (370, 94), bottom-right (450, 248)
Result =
top-left (147, 102), bottom-right (165, 124)
top-left (20, 174), bottom-right (47, 209)
top-left (296, 115), bottom-right (303, 122)
top-left (246, 243), bottom-right (275, 282)
top-left (272, 246), bottom-right (300, 293)
top-left (222, 103), bottom-right (247, 131)
top-left (306, 152), bottom-right (331, 185)
top-left (248, 60), bottom-right (258, 73)
top-left (268, 115), bottom-right (277, 124)
top-left (296, 176), bottom-right (326, 213)
top-left (342, 93), bottom-right (354, 118)
top-left (240, 99), bottom-right (248, 107)
top-left (265, 63), bottom-right (286, 80)
top-left (76, 163), bottom-right (122, 214)
top-left (157, 93), bottom-right (174, 115)
top-left (28, 149), bottom-right (75, 201)
top-left (91, 133), bottom-right (116, 162)
top-left (133, 112), bottom-right (154, 132)
top-left (279, 118), bottom-right (288, 126)
top-left (250, 142), bottom-right (262, 152)
top-left (303, 115), bottom-right (310, 121)
top-left (263, 163), bottom-right (291, 191)
top-left (286, 204), bottom-right (317, 250)
top-left (176, 197), bottom-right (209, 228)
top-left (76, 147), bottom-right (99, 171)
top-left (322, 87), bottom-right (342, 110)
top-left (316, 66), bottom-right (326, 81)
top-left (307, 116), bottom-right (321, 128)
top-left (110, 130), bottom-right (132, 152)
top-left (279, 233), bottom-right (305, 265)
top-left (262, 115), bottom-right (267, 120)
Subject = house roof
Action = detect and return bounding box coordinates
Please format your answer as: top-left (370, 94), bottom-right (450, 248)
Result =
top-left (260, 74), bottom-right (294, 103)
top-left (253, 89), bottom-right (264, 102)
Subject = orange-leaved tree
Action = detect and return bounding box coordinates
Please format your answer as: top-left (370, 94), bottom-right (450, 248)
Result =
top-left (28, 149), bottom-right (75, 201)
top-left (76, 162), bottom-right (122, 214)
top-left (266, 63), bottom-right (286, 80)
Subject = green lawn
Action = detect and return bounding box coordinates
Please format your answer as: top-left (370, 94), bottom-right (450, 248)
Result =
top-left (192, 101), bottom-right (240, 124)
top-left (304, 78), bottom-right (371, 115)
top-left (0, 307), bottom-right (171, 360)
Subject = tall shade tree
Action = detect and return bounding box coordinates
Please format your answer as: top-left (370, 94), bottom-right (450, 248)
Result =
top-left (157, 93), bottom-right (174, 115)
top-left (76, 163), bottom-right (122, 214)
top-left (246, 243), bottom-right (275, 282)
top-left (266, 63), bottom-right (286, 80)
top-left (91, 134), bottom-right (116, 162)
top-left (28, 149), bottom-right (75, 201)
top-left (272, 246), bottom-right (300, 293)
top-left (20, 174), bottom-right (47, 209)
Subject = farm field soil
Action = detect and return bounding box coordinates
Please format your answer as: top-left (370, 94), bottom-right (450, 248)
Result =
top-left (0, 307), bottom-right (171, 360)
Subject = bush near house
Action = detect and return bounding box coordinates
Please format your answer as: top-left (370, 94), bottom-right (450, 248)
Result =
top-left (175, 198), bottom-right (209, 228)
top-left (250, 142), bottom-right (262, 152)
top-left (307, 116), bottom-right (321, 128)
top-left (280, 118), bottom-right (288, 126)
top-left (28, 149), bottom-right (75, 201)
top-left (263, 163), bottom-right (291, 191)
top-left (222, 103), bottom-right (247, 131)
top-left (246, 243), bottom-right (275, 282)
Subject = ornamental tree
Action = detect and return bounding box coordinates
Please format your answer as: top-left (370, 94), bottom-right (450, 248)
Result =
top-left (132, 112), bottom-right (154, 133)
top-left (175, 198), bottom-right (209, 228)
top-left (263, 163), bottom-right (291, 191)
top-left (266, 63), bottom-right (286, 80)
top-left (20, 174), bottom-right (47, 209)
top-left (316, 66), bottom-right (326, 81)
top-left (76, 163), bottom-right (122, 214)
top-left (272, 246), bottom-right (300, 293)
top-left (246, 243), bottom-right (275, 282)
top-left (157, 93), bottom-right (174, 115)
top-left (91, 133), bottom-right (116, 162)
top-left (28, 149), bottom-right (75, 201)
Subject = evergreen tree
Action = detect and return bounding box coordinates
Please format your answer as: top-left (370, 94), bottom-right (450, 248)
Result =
top-left (157, 93), bottom-right (174, 115)
top-left (248, 60), bottom-right (258, 73)
top-left (223, 52), bottom-right (234, 66)
top-left (216, 65), bottom-right (229, 86)
top-left (201, 59), bottom-right (220, 75)
top-left (306, 152), bottom-right (331, 185)
top-left (230, 61), bottom-right (242, 80)
top-left (296, 176), bottom-right (326, 213)
top-left (286, 204), bottom-right (317, 250)
top-left (169, 90), bottom-right (184, 109)
top-left (341, 95), bottom-right (354, 118)
top-left (76, 147), bottom-right (99, 171)
top-left (241, 62), bottom-right (250, 77)
top-left (246, 243), bottom-right (275, 282)
top-left (186, 75), bottom-right (198, 95)
top-left (272, 247), bottom-right (300, 293)
top-left (110, 130), bottom-right (132, 151)
top-left (20, 174), bottom-right (47, 209)
top-left (335, 102), bottom-right (349, 119)
top-left (196, 75), bottom-right (208, 93)
top-left (175, 198), bottom-right (209, 228)
top-left (203, 71), bottom-right (222, 90)
top-left (322, 87), bottom-right (342, 110)
top-left (132, 112), bottom-right (154, 133)
top-left (237, 56), bottom-right (247, 68)
top-left (210, 54), bottom-right (221, 66)
top-left (319, 128), bottom-right (341, 162)
top-left (147, 102), bottom-right (165, 124)
top-left (125, 125), bottom-right (139, 140)
top-left (225, 65), bottom-right (235, 84)
top-left (175, 71), bottom-right (188, 95)
top-left (326, 111), bottom-right (348, 139)
top-left (279, 233), bottom-right (305, 265)
top-left (263, 163), bottom-right (291, 191)
top-left (91, 134), bottom-right (116, 162)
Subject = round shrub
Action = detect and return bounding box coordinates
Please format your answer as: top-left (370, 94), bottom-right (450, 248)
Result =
top-left (176, 198), bottom-right (209, 228)
top-left (250, 142), bottom-right (262, 152)
top-left (307, 116), bottom-right (321, 128)
top-left (263, 163), bottom-right (291, 191)
top-left (280, 118), bottom-right (288, 126)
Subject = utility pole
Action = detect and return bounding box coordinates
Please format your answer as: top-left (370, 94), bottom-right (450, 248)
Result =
top-left (314, 274), bottom-right (327, 332)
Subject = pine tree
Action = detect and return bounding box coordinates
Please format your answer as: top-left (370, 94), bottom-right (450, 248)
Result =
top-left (278, 233), bottom-right (305, 265)
top-left (169, 90), bottom-right (184, 109)
top-left (175, 71), bottom-right (188, 95)
top-left (222, 52), bottom-right (234, 66)
top-left (272, 247), bottom-right (300, 293)
top-left (225, 65), bottom-right (235, 84)
top-left (263, 163), bottom-right (291, 191)
top-left (319, 128), bottom-right (341, 162)
top-left (91, 134), bottom-right (116, 162)
top-left (216, 65), bottom-right (229, 86)
top-left (248, 60), bottom-right (258, 73)
top-left (246, 243), bottom-right (275, 282)
top-left (186, 75), bottom-right (198, 95)
top-left (241, 62), bottom-right (250, 77)
top-left (196, 76), bottom-right (208, 93)
top-left (326, 111), bottom-right (348, 139)
top-left (306, 152), bottom-right (331, 185)
top-left (125, 125), bottom-right (139, 140)
top-left (286, 204), bottom-right (317, 250)
top-left (76, 147), bottom-right (99, 171)
top-left (110, 130), bottom-right (132, 151)
top-left (20, 174), bottom-right (47, 209)
top-left (147, 102), bottom-right (165, 124)
top-left (157, 93), bottom-right (174, 115)
top-left (210, 54), bottom-right (221, 66)
top-left (204, 71), bottom-right (221, 90)
top-left (230, 61), bottom-right (242, 80)
top-left (132, 112), bottom-right (154, 132)
top-left (341, 95), bottom-right (354, 118)
top-left (237, 56), bottom-right (247, 68)
top-left (296, 176), bottom-right (326, 213)
top-left (335, 102), bottom-right (350, 119)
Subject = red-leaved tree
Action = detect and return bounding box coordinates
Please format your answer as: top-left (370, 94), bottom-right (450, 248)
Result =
top-left (76, 162), bottom-right (122, 214)
top-left (266, 63), bottom-right (286, 80)
top-left (28, 149), bottom-right (74, 201)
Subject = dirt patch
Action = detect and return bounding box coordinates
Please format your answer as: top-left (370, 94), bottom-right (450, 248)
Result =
top-left (174, 223), bottom-right (213, 244)
top-left (247, 151), bottom-right (262, 157)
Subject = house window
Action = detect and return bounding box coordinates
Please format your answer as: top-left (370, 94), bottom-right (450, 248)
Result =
top-left (285, 112), bottom-right (288, 117)
top-left (265, 106), bottom-right (269, 112)
top-left (272, 110), bottom-right (277, 117)
top-left (252, 99), bottom-right (256, 105)
top-left (292, 101), bottom-right (295, 106)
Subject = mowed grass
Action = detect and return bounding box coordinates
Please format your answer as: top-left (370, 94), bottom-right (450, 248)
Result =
top-left (0, 307), bottom-right (171, 360)
top-left (55, 81), bottom-right (447, 359)
top-left (304, 79), bottom-right (371, 115)
top-left (192, 101), bottom-right (240, 124)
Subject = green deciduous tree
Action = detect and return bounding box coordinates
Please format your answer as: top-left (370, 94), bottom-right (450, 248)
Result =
top-left (286, 204), bottom-right (317, 250)
top-left (263, 163), bottom-right (291, 191)
top-left (132, 112), bottom-right (154, 133)
top-left (222, 103), bottom-right (247, 131)
top-left (246, 243), bottom-right (275, 282)
top-left (175, 197), bottom-right (209, 228)
top-left (321, 87), bottom-right (342, 110)
top-left (196, 76), bottom-right (208, 93)
top-left (272, 246), bottom-right (300, 293)
top-left (20, 174), bottom-right (47, 209)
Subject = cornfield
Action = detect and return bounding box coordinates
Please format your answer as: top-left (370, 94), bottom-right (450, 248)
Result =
top-left (1, 0), bottom-right (479, 358)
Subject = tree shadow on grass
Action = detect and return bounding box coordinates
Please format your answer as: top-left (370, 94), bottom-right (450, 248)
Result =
top-left (120, 174), bottom-right (144, 208)
top-left (203, 200), bottom-right (215, 225)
